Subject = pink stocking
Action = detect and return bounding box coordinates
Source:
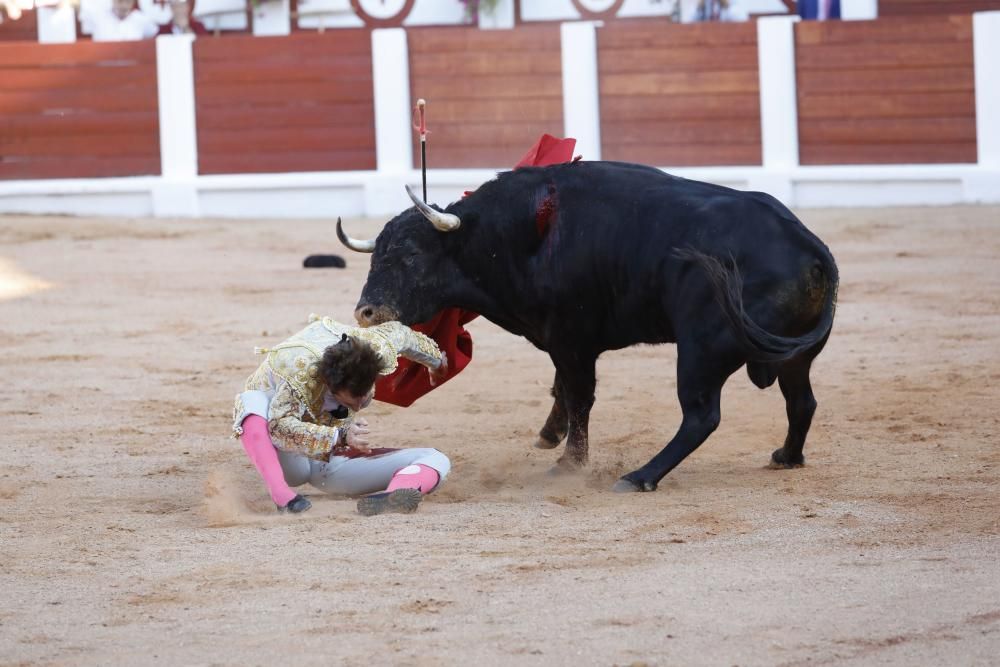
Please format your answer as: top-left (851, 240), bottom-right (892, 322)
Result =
top-left (240, 415), bottom-right (297, 507)
top-left (385, 464), bottom-right (440, 495)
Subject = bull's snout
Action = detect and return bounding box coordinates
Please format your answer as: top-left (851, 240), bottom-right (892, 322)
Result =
top-left (354, 303), bottom-right (397, 327)
top-left (355, 304), bottom-right (376, 325)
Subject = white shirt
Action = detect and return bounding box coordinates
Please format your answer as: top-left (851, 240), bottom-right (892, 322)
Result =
top-left (85, 9), bottom-right (159, 42)
top-left (680, 0), bottom-right (749, 22)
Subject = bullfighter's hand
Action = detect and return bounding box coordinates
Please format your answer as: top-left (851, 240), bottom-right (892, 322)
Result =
top-left (344, 421), bottom-right (371, 454)
top-left (429, 354), bottom-right (449, 387)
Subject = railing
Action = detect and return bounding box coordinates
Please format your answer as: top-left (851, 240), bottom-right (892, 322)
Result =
top-left (1, 13), bottom-right (999, 217)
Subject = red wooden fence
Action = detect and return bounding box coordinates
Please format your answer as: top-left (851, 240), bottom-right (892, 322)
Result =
top-left (597, 20), bottom-right (762, 166)
top-left (0, 8), bottom-right (36, 42)
top-left (879, 0), bottom-right (1000, 15)
top-left (0, 40), bottom-right (160, 179)
top-left (407, 25), bottom-right (564, 168)
top-left (0, 19), bottom-right (989, 181)
top-left (193, 32), bottom-right (376, 175)
top-left (795, 15), bottom-right (977, 165)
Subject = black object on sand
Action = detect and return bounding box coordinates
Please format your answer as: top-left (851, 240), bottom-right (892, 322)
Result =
top-left (303, 254), bottom-right (347, 269)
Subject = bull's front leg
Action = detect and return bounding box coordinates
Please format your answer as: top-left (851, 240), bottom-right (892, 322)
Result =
top-left (550, 353), bottom-right (597, 472)
top-left (534, 371), bottom-right (567, 450)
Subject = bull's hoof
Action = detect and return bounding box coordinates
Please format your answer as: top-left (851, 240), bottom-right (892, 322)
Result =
top-left (611, 478), bottom-right (642, 493)
top-left (612, 474), bottom-right (657, 493)
top-left (547, 457), bottom-right (585, 476)
top-left (769, 448), bottom-right (805, 469)
top-left (533, 435), bottom-right (562, 450)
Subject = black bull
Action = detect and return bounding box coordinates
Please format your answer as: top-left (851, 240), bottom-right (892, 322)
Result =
top-left (337, 161), bottom-right (838, 492)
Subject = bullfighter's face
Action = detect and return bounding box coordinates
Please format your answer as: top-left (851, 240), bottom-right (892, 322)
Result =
top-left (332, 386), bottom-right (374, 412)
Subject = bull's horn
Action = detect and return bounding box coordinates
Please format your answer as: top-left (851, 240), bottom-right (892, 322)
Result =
top-left (336, 217), bottom-right (376, 253)
top-left (405, 184), bottom-right (461, 232)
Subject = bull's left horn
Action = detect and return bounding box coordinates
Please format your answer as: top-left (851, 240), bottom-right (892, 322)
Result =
top-left (405, 184), bottom-right (461, 232)
top-left (336, 217), bottom-right (376, 253)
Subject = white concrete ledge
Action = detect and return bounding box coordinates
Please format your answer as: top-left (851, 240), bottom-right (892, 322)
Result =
top-left (3, 164), bottom-right (997, 219)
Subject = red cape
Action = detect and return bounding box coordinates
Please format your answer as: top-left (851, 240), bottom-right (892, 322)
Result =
top-left (374, 134), bottom-right (577, 407)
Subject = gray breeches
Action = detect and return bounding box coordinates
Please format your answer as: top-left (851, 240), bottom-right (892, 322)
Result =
top-left (276, 447), bottom-right (451, 496)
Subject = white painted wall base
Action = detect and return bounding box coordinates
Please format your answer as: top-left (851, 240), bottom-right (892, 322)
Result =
top-left (151, 181), bottom-right (200, 217)
top-left (3, 165), bottom-right (998, 220)
top-left (0, 178), bottom-right (159, 218)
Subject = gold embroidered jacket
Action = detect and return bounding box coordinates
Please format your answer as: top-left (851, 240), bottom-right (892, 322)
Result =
top-left (233, 314), bottom-right (443, 459)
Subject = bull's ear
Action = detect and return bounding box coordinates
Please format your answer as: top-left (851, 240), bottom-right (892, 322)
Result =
top-left (405, 184), bottom-right (461, 232)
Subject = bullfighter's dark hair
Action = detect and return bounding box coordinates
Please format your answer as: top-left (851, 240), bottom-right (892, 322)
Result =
top-left (318, 334), bottom-right (382, 397)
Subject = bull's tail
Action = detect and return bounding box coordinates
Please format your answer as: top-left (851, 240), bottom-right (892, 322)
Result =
top-left (675, 247), bottom-right (838, 363)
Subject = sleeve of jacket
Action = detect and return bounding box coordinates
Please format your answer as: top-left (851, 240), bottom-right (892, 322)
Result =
top-left (267, 382), bottom-right (341, 459)
top-left (377, 321), bottom-right (444, 372)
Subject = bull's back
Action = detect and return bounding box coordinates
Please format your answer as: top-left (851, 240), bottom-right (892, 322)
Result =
top-left (536, 162), bottom-right (832, 345)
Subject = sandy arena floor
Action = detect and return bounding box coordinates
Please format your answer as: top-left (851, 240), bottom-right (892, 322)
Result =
top-left (1, 205), bottom-right (998, 666)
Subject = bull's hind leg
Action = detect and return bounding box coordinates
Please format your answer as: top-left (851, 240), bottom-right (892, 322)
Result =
top-left (535, 372), bottom-right (567, 450)
top-left (549, 354), bottom-right (597, 471)
top-left (613, 338), bottom-right (743, 492)
top-left (769, 360), bottom-right (817, 469)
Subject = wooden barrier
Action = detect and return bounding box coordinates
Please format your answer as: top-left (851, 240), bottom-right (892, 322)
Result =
top-left (880, 0), bottom-right (1000, 16)
top-left (0, 8), bottom-right (36, 42)
top-left (795, 15), bottom-right (977, 165)
top-left (407, 25), bottom-right (563, 168)
top-left (0, 41), bottom-right (160, 179)
top-left (597, 21), bottom-right (762, 166)
top-left (193, 31), bottom-right (376, 175)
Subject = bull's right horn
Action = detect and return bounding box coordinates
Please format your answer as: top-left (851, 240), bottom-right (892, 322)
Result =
top-left (336, 217), bottom-right (376, 253)
top-left (405, 185), bottom-right (461, 232)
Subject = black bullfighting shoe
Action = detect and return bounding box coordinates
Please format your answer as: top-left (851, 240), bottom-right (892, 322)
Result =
top-left (356, 488), bottom-right (422, 517)
top-left (277, 494), bottom-right (312, 514)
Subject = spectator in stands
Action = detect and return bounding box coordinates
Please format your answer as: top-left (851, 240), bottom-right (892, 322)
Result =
top-left (0, 0), bottom-right (23, 23)
top-left (83, 0), bottom-right (159, 41)
top-left (683, 0), bottom-right (748, 22)
top-left (798, 0), bottom-right (841, 19)
top-left (159, 0), bottom-right (208, 35)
